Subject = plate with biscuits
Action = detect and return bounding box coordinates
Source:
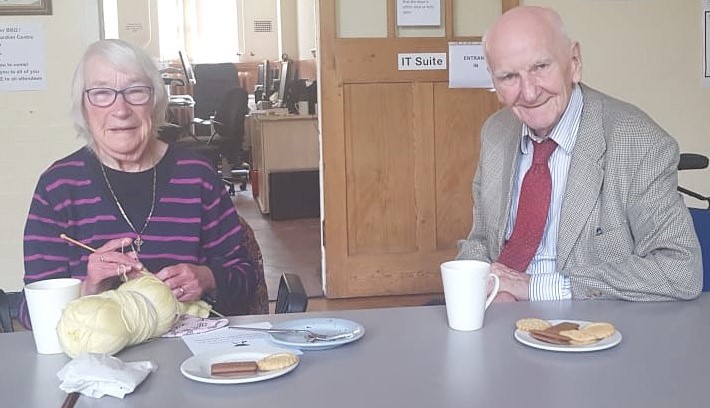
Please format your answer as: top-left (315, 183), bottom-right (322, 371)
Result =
top-left (514, 318), bottom-right (622, 352)
top-left (180, 348), bottom-right (299, 384)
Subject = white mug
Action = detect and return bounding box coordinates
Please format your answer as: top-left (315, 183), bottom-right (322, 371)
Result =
top-left (24, 278), bottom-right (81, 354)
top-left (440, 260), bottom-right (499, 331)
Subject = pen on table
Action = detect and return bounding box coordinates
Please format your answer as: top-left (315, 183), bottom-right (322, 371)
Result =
top-left (60, 392), bottom-right (80, 408)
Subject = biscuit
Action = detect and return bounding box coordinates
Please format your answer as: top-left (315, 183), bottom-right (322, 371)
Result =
top-left (547, 322), bottom-right (580, 334)
top-left (559, 329), bottom-right (597, 345)
top-left (581, 322), bottom-right (616, 340)
top-left (516, 318), bottom-right (552, 332)
top-left (257, 353), bottom-right (299, 371)
top-left (211, 361), bottom-right (258, 376)
top-left (529, 329), bottom-right (570, 345)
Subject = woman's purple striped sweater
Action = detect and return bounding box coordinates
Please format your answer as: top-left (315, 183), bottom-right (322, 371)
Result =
top-left (21, 146), bottom-right (255, 327)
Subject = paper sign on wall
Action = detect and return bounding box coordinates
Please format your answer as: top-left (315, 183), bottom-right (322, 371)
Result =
top-left (448, 42), bottom-right (493, 89)
top-left (0, 21), bottom-right (46, 92)
top-left (397, 0), bottom-right (441, 26)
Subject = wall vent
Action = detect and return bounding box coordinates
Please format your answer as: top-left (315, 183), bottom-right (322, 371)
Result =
top-left (253, 20), bottom-right (273, 33)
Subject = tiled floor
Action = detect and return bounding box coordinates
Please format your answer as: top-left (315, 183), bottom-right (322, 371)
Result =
top-left (232, 186), bottom-right (323, 301)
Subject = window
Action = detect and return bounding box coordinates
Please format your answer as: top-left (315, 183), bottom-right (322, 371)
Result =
top-left (101, 0), bottom-right (240, 63)
top-left (159, 0), bottom-right (240, 63)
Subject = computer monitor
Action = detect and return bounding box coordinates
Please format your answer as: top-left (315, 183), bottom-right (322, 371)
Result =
top-left (178, 51), bottom-right (196, 85)
top-left (276, 60), bottom-right (292, 106)
top-left (257, 60), bottom-right (274, 101)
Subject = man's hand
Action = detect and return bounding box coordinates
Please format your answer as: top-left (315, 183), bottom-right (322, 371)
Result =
top-left (491, 262), bottom-right (530, 300)
top-left (493, 291), bottom-right (517, 303)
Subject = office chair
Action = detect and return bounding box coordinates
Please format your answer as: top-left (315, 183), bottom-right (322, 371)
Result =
top-left (192, 63), bottom-right (240, 137)
top-left (235, 213), bottom-right (269, 315)
top-left (677, 153), bottom-right (710, 291)
top-left (193, 87), bottom-right (251, 194)
top-left (275, 273), bottom-right (308, 313)
top-left (0, 289), bottom-right (14, 333)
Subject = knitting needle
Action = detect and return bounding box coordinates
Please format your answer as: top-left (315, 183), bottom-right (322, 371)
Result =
top-left (59, 234), bottom-right (224, 316)
top-left (60, 392), bottom-right (80, 408)
top-left (59, 233), bottom-right (96, 253)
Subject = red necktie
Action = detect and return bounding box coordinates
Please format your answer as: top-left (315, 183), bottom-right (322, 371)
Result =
top-left (497, 138), bottom-right (558, 272)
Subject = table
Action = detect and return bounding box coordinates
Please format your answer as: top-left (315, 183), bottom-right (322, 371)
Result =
top-left (2, 295), bottom-right (709, 407)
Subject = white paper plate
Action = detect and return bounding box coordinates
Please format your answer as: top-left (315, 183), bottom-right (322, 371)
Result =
top-left (180, 348), bottom-right (299, 384)
top-left (269, 318), bottom-right (365, 350)
top-left (514, 319), bottom-right (622, 352)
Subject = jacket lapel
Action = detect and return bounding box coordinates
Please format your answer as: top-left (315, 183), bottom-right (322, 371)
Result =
top-left (489, 114), bottom-right (522, 254)
top-left (557, 85), bottom-right (607, 269)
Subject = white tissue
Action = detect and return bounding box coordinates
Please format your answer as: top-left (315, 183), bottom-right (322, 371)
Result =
top-left (57, 353), bottom-right (156, 398)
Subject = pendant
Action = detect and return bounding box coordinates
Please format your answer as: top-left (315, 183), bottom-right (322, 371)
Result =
top-left (134, 236), bottom-right (144, 252)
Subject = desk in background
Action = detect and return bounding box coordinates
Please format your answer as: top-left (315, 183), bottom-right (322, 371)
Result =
top-left (247, 113), bottom-right (320, 218)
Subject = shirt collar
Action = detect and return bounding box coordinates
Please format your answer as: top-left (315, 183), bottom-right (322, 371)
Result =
top-left (520, 84), bottom-right (583, 155)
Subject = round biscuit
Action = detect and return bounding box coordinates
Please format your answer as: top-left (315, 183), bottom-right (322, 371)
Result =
top-left (257, 353), bottom-right (298, 371)
top-left (582, 322), bottom-right (616, 340)
top-left (516, 318), bottom-right (551, 332)
top-left (559, 329), bottom-right (598, 344)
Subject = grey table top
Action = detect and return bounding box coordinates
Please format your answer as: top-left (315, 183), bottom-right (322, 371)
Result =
top-left (2, 295), bottom-right (709, 407)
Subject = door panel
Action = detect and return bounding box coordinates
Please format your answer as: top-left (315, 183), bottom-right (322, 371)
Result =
top-left (435, 85), bottom-right (500, 250)
top-left (320, 0), bottom-right (516, 298)
top-left (345, 83), bottom-right (417, 256)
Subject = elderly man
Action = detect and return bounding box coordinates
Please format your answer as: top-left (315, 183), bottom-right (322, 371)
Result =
top-left (457, 6), bottom-right (702, 301)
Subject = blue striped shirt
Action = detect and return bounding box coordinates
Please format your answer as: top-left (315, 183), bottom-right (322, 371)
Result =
top-left (506, 85), bottom-right (583, 301)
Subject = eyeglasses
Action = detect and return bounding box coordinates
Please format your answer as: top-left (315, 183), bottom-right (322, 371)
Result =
top-left (84, 86), bottom-right (153, 107)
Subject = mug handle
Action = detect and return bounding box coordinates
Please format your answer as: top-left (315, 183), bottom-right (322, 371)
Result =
top-left (484, 274), bottom-right (500, 310)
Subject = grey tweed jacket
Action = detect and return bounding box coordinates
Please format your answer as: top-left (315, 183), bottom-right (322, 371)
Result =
top-left (457, 84), bottom-right (702, 301)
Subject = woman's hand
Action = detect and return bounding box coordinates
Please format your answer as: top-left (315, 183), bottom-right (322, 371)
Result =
top-left (84, 238), bottom-right (144, 295)
top-left (155, 264), bottom-right (216, 301)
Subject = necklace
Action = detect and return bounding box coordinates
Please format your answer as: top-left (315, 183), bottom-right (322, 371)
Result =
top-left (100, 162), bottom-right (157, 252)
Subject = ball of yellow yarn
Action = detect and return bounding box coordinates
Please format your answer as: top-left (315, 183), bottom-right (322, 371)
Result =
top-left (101, 290), bottom-right (158, 344)
top-left (118, 274), bottom-right (180, 335)
top-left (57, 271), bottom-right (214, 358)
top-left (57, 294), bottom-right (131, 358)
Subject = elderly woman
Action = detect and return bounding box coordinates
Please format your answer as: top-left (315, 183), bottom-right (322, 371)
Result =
top-left (20, 39), bottom-right (260, 328)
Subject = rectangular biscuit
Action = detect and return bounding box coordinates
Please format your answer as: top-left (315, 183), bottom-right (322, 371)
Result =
top-left (530, 330), bottom-right (571, 345)
top-left (211, 361), bottom-right (259, 376)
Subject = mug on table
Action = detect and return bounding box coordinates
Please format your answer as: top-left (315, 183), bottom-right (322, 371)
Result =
top-left (440, 260), bottom-right (499, 331)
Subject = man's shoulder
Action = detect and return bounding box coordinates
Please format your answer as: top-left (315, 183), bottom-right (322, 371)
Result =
top-left (482, 107), bottom-right (520, 137)
top-left (581, 84), bottom-right (664, 132)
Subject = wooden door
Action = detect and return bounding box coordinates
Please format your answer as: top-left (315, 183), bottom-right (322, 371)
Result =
top-left (320, 0), bottom-right (518, 297)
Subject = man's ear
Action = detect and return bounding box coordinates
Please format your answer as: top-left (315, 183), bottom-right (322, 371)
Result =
top-left (570, 41), bottom-right (582, 84)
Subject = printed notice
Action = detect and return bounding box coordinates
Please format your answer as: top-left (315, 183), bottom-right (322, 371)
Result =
top-left (0, 21), bottom-right (46, 91)
top-left (448, 42), bottom-right (493, 89)
top-left (397, 0), bottom-right (441, 26)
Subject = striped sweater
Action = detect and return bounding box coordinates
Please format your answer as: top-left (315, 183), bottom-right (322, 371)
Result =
top-left (21, 146), bottom-right (255, 327)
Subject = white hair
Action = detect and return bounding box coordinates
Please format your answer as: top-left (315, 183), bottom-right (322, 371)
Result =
top-left (69, 39), bottom-right (168, 145)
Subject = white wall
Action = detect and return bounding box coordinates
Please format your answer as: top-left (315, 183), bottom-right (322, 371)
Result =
top-left (296, 0), bottom-right (316, 60)
top-left (240, 0), bottom-right (279, 62)
top-left (0, 1), bottom-right (100, 290)
top-left (526, 0), bottom-right (710, 207)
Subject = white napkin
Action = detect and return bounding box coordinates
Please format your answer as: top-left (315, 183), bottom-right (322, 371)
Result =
top-left (57, 353), bottom-right (157, 399)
